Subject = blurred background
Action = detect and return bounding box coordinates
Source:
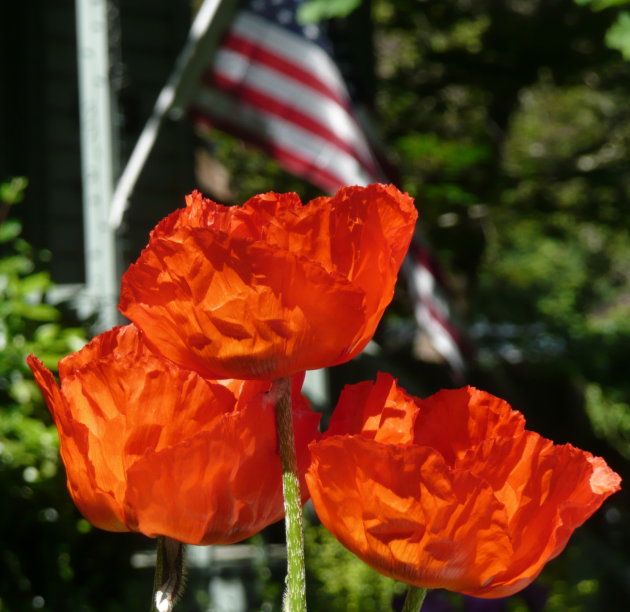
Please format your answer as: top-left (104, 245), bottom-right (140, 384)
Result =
top-left (1, 0), bottom-right (628, 610)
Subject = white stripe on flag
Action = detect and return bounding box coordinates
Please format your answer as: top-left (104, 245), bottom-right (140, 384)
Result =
top-left (403, 256), bottom-right (466, 373)
top-left (195, 87), bottom-right (374, 186)
top-left (231, 12), bottom-right (349, 102)
top-left (213, 49), bottom-right (376, 167)
top-left (411, 263), bottom-right (451, 321)
top-left (415, 303), bottom-right (466, 373)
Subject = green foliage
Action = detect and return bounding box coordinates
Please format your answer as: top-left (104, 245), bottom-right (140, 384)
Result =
top-left (304, 521), bottom-right (405, 611)
top-left (536, 529), bottom-right (628, 612)
top-left (199, 130), bottom-right (321, 204)
top-left (585, 383), bottom-right (630, 458)
top-left (605, 11), bottom-right (630, 58)
top-left (475, 73), bottom-right (630, 402)
top-left (396, 133), bottom-right (490, 177)
top-left (575, 0), bottom-right (629, 11)
top-left (0, 180), bottom-right (84, 477)
top-left (503, 83), bottom-right (620, 178)
top-left (575, 0), bottom-right (630, 59)
top-left (0, 176), bottom-right (28, 206)
top-left (0, 212), bottom-right (86, 476)
top-left (297, 0), bottom-right (362, 24)
top-left (0, 179), bottom-right (77, 608)
top-left (0, 180), bottom-right (149, 611)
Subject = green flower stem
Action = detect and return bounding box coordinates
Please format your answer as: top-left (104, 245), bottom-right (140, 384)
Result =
top-left (272, 376), bottom-right (307, 612)
top-left (150, 536), bottom-right (185, 612)
top-left (401, 586), bottom-right (428, 612)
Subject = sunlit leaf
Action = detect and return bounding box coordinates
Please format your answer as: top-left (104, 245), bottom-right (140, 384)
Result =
top-left (297, 0), bottom-right (362, 24)
top-left (605, 12), bottom-right (630, 59)
top-left (12, 302), bottom-right (61, 322)
top-left (0, 219), bottom-right (22, 243)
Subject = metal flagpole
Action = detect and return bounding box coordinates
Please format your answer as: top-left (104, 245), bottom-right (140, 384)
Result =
top-left (108, 0), bottom-right (231, 231)
top-left (75, 0), bottom-right (119, 331)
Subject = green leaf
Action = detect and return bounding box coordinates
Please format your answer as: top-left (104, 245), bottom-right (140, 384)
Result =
top-left (33, 323), bottom-right (62, 344)
top-left (585, 383), bottom-right (630, 458)
top-left (297, 0), bottom-right (362, 24)
top-left (605, 12), bottom-right (630, 59)
top-left (12, 303), bottom-right (61, 322)
top-left (10, 378), bottom-right (40, 405)
top-left (575, 0), bottom-right (630, 8)
top-left (0, 219), bottom-right (22, 243)
top-left (0, 254), bottom-right (34, 276)
top-left (17, 271), bottom-right (52, 296)
top-left (0, 177), bottom-right (28, 205)
top-left (396, 133), bottom-right (490, 174)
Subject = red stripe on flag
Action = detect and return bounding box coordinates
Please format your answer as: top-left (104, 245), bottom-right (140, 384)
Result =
top-left (408, 240), bottom-right (452, 295)
top-left (190, 107), bottom-right (347, 193)
top-left (423, 295), bottom-right (463, 349)
top-left (207, 72), bottom-right (380, 178)
top-left (222, 33), bottom-right (351, 111)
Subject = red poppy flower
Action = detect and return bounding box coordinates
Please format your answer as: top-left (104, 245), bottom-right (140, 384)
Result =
top-left (27, 324), bottom-right (320, 545)
top-left (118, 183), bottom-right (417, 380)
top-left (306, 373), bottom-right (621, 598)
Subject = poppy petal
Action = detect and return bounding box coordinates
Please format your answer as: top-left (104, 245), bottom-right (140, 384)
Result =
top-left (307, 435), bottom-right (513, 592)
top-left (124, 394), bottom-right (320, 545)
top-left (28, 325), bottom-right (321, 543)
top-left (457, 433), bottom-right (622, 597)
top-left (119, 184), bottom-right (417, 380)
top-left (27, 355), bottom-right (128, 532)
top-left (324, 372), bottom-right (419, 444)
top-left (308, 376), bottom-right (621, 598)
top-left (414, 387), bottom-right (526, 466)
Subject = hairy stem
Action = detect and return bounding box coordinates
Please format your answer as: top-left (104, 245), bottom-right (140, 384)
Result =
top-left (401, 586), bottom-right (428, 612)
top-left (272, 377), bottom-right (307, 612)
top-left (150, 537), bottom-right (185, 612)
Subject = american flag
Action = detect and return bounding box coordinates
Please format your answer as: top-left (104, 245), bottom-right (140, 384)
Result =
top-left (404, 238), bottom-right (468, 375)
top-left (190, 0), bottom-right (467, 374)
top-left (189, 0), bottom-right (383, 191)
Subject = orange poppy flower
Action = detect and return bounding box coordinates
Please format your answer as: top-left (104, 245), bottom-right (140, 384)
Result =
top-left (27, 324), bottom-right (320, 545)
top-left (118, 183), bottom-right (417, 380)
top-left (306, 373), bottom-right (621, 598)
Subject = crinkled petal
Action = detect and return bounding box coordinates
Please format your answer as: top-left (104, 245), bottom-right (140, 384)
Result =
top-left (119, 184), bottom-right (417, 380)
top-left (120, 227), bottom-right (366, 379)
top-left (125, 389), bottom-right (320, 545)
top-left (307, 435), bottom-right (513, 593)
top-left (414, 387), bottom-right (526, 466)
top-left (457, 433), bottom-right (621, 597)
top-left (324, 372), bottom-right (419, 444)
top-left (311, 375), bottom-right (621, 599)
top-left (28, 326), bottom-right (322, 542)
top-left (57, 326), bottom-right (237, 498)
top-left (27, 355), bottom-right (128, 532)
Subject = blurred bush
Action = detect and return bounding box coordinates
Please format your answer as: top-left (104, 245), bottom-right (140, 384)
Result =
top-left (0, 178), bottom-right (149, 611)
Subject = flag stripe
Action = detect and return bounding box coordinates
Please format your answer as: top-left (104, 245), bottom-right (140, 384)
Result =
top-left (410, 263), bottom-right (451, 322)
top-left (209, 62), bottom-right (379, 176)
top-left (410, 240), bottom-right (452, 296)
top-left (403, 254), bottom-right (466, 372)
top-left (191, 0), bottom-right (467, 373)
top-left (192, 109), bottom-right (349, 191)
top-left (415, 303), bottom-right (466, 373)
top-left (229, 12), bottom-right (349, 103)
top-left (192, 87), bottom-right (373, 187)
top-left (196, 7), bottom-right (379, 189)
top-left (192, 103), bottom-right (370, 191)
top-left (221, 32), bottom-right (351, 111)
